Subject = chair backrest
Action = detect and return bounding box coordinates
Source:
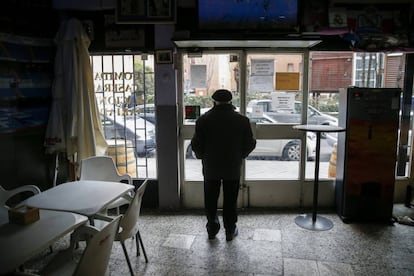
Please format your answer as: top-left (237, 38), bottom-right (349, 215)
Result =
top-left (79, 156), bottom-right (132, 184)
top-left (0, 185), bottom-right (10, 209)
top-left (0, 185), bottom-right (41, 209)
top-left (117, 179), bottom-right (148, 241)
top-left (75, 215), bottom-right (122, 276)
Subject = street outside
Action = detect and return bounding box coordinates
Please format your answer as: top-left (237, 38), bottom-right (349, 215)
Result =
top-left (134, 139), bottom-right (335, 180)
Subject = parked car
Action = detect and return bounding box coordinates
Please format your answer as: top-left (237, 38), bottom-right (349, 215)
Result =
top-left (326, 132), bottom-right (338, 147)
top-left (138, 112), bottom-right (156, 124)
top-left (101, 115), bottom-right (156, 157)
top-left (128, 103), bottom-right (157, 124)
top-left (247, 99), bottom-right (338, 137)
top-left (134, 103), bottom-right (156, 114)
top-left (185, 113), bottom-right (316, 161)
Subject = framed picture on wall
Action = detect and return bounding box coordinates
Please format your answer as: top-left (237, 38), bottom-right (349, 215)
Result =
top-left (116, 0), bottom-right (176, 24)
top-left (155, 49), bottom-right (173, 64)
top-left (104, 15), bottom-right (146, 48)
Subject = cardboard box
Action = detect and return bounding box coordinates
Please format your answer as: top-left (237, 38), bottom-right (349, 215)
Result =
top-left (8, 206), bottom-right (40, 225)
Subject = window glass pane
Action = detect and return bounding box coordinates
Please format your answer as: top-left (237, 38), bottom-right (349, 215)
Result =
top-left (91, 54), bottom-right (157, 179)
top-left (246, 53), bottom-right (303, 124)
top-left (245, 53), bottom-right (305, 180)
top-left (309, 51), bottom-right (409, 178)
top-left (246, 139), bottom-right (304, 180)
top-left (182, 53), bottom-right (239, 124)
top-left (184, 139), bottom-right (203, 181)
top-left (308, 52), bottom-right (345, 179)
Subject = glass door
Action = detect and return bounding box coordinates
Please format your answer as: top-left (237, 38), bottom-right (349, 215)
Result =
top-left (179, 50), bottom-right (318, 208)
top-left (179, 51), bottom-right (242, 208)
top-left (244, 52), bottom-right (309, 208)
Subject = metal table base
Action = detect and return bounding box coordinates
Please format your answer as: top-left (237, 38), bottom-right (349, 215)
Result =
top-left (293, 125), bottom-right (346, 231)
top-left (295, 213), bottom-right (334, 231)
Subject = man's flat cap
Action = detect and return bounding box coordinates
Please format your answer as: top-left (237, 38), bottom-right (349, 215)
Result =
top-left (212, 89), bottom-right (232, 102)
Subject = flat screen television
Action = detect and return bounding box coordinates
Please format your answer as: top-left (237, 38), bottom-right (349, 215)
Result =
top-left (198, 0), bottom-right (299, 32)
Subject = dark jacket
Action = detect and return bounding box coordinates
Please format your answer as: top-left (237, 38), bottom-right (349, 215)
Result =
top-left (191, 104), bottom-right (256, 180)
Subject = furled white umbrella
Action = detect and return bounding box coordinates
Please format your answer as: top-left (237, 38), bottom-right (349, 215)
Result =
top-left (44, 18), bottom-right (107, 184)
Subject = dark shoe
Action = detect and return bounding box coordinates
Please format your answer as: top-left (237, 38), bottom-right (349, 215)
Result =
top-left (226, 227), bottom-right (238, 241)
top-left (207, 223), bottom-right (220, 240)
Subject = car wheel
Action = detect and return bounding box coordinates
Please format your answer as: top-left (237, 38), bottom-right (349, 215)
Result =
top-left (282, 142), bottom-right (300, 161)
top-left (186, 144), bottom-right (197, 159)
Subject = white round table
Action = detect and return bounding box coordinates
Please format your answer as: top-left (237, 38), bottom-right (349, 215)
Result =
top-left (293, 125), bottom-right (346, 231)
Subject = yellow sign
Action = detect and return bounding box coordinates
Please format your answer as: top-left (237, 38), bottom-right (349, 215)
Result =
top-left (275, 72), bottom-right (300, 91)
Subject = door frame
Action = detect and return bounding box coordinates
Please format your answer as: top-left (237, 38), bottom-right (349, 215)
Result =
top-left (177, 48), bottom-right (335, 209)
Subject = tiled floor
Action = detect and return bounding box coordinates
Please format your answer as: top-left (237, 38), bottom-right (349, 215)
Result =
top-left (24, 204), bottom-right (414, 276)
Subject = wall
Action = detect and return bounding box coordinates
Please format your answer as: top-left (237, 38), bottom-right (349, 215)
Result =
top-left (154, 25), bottom-right (180, 209)
top-left (0, 1), bottom-right (58, 190)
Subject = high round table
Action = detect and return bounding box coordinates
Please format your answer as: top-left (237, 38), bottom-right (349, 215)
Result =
top-left (293, 124), bottom-right (346, 231)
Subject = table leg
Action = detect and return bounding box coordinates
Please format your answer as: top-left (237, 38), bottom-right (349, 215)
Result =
top-left (295, 131), bottom-right (334, 231)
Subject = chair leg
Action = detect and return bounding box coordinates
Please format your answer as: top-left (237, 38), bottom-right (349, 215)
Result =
top-left (120, 241), bottom-right (135, 276)
top-left (136, 231), bottom-right (148, 263)
top-left (135, 234), bottom-right (140, 256)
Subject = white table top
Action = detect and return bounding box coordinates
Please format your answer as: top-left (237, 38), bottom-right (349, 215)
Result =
top-left (293, 124), bottom-right (346, 133)
top-left (0, 209), bottom-right (87, 274)
top-left (25, 180), bottom-right (134, 217)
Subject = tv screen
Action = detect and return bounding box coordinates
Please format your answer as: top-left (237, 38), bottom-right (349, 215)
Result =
top-left (198, 0), bottom-right (299, 32)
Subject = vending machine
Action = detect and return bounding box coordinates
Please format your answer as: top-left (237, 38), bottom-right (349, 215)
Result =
top-left (336, 87), bottom-right (401, 222)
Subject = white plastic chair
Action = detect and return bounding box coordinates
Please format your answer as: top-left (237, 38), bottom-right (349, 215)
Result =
top-left (79, 156), bottom-right (133, 214)
top-left (40, 215), bottom-right (122, 276)
top-left (0, 185), bottom-right (41, 220)
top-left (89, 179), bottom-right (149, 276)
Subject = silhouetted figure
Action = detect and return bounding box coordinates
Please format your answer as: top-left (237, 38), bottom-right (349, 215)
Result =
top-left (191, 89), bottom-right (256, 241)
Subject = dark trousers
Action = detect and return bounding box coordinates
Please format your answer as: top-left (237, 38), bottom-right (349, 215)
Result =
top-left (204, 179), bottom-right (240, 233)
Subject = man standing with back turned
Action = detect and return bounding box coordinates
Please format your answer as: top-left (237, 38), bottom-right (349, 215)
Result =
top-left (191, 89), bottom-right (256, 241)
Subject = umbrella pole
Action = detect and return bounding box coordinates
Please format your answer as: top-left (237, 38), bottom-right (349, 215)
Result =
top-left (69, 161), bottom-right (77, 181)
top-left (53, 153), bottom-right (59, 187)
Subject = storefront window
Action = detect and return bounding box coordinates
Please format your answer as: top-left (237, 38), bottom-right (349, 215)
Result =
top-left (91, 54), bottom-right (157, 179)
